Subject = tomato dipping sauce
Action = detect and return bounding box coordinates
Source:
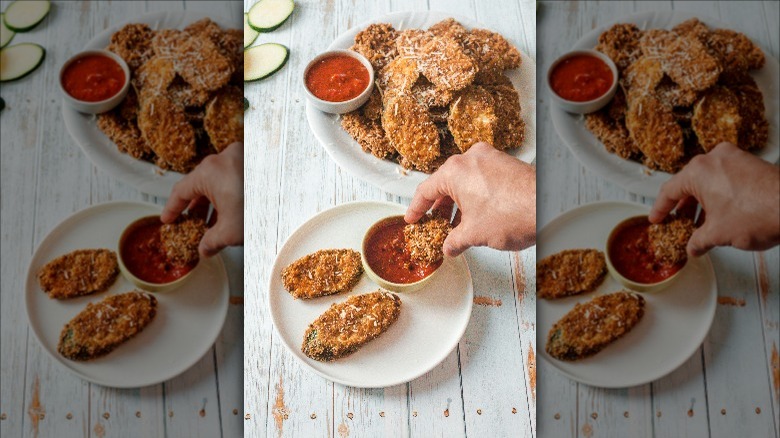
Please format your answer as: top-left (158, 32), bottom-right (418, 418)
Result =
top-left (550, 53), bottom-right (614, 102)
top-left (608, 217), bottom-right (685, 284)
top-left (305, 54), bottom-right (371, 102)
top-left (364, 217), bottom-right (442, 284)
top-left (120, 217), bottom-right (196, 284)
top-left (62, 54), bottom-right (126, 102)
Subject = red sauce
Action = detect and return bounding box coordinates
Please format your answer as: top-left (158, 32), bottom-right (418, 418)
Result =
top-left (550, 54), bottom-right (613, 102)
top-left (62, 54), bottom-right (125, 102)
top-left (120, 217), bottom-right (195, 284)
top-left (364, 217), bottom-right (441, 284)
top-left (305, 54), bottom-right (370, 102)
top-left (608, 217), bottom-right (684, 284)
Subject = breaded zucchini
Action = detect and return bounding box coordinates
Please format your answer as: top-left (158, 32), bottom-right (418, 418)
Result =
top-left (537, 249), bottom-right (607, 300)
top-left (281, 249), bottom-right (363, 299)
top-left (38, 249), bottom-right (119, 299)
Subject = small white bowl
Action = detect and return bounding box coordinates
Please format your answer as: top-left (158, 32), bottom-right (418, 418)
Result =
top-left (59, 49), bottom-right (130, 114)
top-left (547, 49), bottom-right (618, 114)
top-left (303, 49), bottom-right (375, 114)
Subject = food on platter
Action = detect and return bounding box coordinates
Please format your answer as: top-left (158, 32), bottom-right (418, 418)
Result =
top-left (364, 216), bottom-right (443, 285)
top-left (58, 291), bottom-right (157, 361)
top-left (546, 291), bottom-right (645, 361)
top-left (38, 249), bottom-right (119, 299)
top-left (537, 249), bottom-right (607, 300)
top-left (281, 249), bottom-right (364, 299)
top-left (302, 290), bottom-right (401, 361)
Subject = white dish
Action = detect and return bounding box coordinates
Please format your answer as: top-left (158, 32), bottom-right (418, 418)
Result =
top-left (25, 201), bottom-right (229, 388)
top-left (537, 201), bottom-right (717, 388)
top-left (306, 10), bottom-right (537, 198)
top-left (268, 201), bottom-right (473, 388)
top-left (549, 10), bottom-right (780, 198)
top-left (61, 11), bottom-right (234, 197)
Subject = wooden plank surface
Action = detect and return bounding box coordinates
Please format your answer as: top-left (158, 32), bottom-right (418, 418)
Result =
top-left (0, 1), bottom-right (243, 437)
top-left (536, 2), bottom-right (780, 438)
top-left (243, 0), bottom-right (537, 436)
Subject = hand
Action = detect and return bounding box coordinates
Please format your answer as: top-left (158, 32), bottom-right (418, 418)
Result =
top-left (162, 142), bottom-right (244, 257)
top-left (405, 142), bottom-right (536, 257)
top-left (649, 142), bottom-right (780, 256)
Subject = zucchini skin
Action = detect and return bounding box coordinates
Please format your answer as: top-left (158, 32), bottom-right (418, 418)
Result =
top-left (0, 43), bottom-right (46, 82)
top-left (3, 0), bottom-right (51, 33)
top-left (244, 44), bottom-right (290, 82)
top-left (247, 0), bottom-right (294, 33)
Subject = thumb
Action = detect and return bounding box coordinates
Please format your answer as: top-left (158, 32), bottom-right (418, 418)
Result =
top-left (686, 225), bottom-right (719, 258)
top-left (199, 226), bottom-right (226, 258)
top-left (443, 225), bottom-right (472, 258)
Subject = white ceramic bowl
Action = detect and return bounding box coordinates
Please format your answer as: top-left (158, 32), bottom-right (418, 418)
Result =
top-left (59, 49), bottom-right (130, 114)
top-left (547, 49), bottom-right (618, 114)
top-left (303, 49), bottom-right (375, 114)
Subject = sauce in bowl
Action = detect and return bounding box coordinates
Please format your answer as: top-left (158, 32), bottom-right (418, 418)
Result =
top-left (608, 216), bottom-right (685, 284)
top-left (120, 217), bottom-right (196, 284)
top-left (61, 54), bottom-right (126, 102)
top-left (550, 53), bottom-right (614, 102)
top-left (305, 54), bottom-right (370, 102)
top-left (364, 216), bottom-right (442, 285)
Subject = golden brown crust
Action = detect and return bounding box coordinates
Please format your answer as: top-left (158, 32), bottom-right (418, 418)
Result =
top-left (447, 86), bottom-right (496, 152)
top-left (351, 23), bottom-right (398, 71)
top-left (383, 92), bottom-right (441, 172)
top-left (302, 291), bottom-right (401, 361)
top-left (692, 86), bottom-right (741, 152)
top-left (282, 249), bottom-right (364, 300)
top-left (486, 83), bottom-right (525, 150)
top-left (546, 292), bottom-right (645, 361)
top-left (137, 91), bottom-right (198, 173)
top-left (404, 213), bottom-right (452, 265)
top-left (595, 23), bottom-right (642, 72)
top-left (341, 111), bottom-right (396, 159)
top-left (107, 23), bottom-right (154, 71)
top-left (160, 216), bottom-right (207, 266)
top-left (97, 110), bottom-right (153, 160)
top-left (625, 91), bottom-right (685, 173)
top-left (537, 249), bottom-right (607, 300)
top-left (38, 249), bottom-right (119, 300)
top-left (648, 216), bottom-right (694, 266)
top-left (660, 35), bottom-right (721, 92)
top-left (204, 86), bottom-right (243, 152)
top-left (58, 291), bottom-right (157, 361)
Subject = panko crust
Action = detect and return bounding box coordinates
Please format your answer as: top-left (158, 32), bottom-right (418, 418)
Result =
top-left (107, 23), bottom-right (154, 71)
top-left (282, 249), bottom-right (364, 300)
top-left (403, 213), bottom-right (452, 265)
top-left (172, 33), bottom-right (233, 92)
top-left (692, 86), bottom-right (741, 152)
top-left (137, 91), bottom-right (198, 173)
top-left (97, 110), bottom-right (153, 160)
top-left (38, 249), bottom-right (119, 300)
top-left (546, 292), bottom-right (645, 361)
top-left (302, 291), bottom-right (401, 361)
top-left (595, 23), bottom-right (642, 72)
top-left (648, 216), bottom-right (694, 266)
top-left (660, 35), bottom-right (721, 92)
top-left (447, 86), bottom-right (496, 152)
top-left (382, 92), bottom-right (440, 172)
top-left (625, 91), bottom-right (685, 173)
top-left (486, 83), bottom-right (525, 150)
top-left (160, 216), bottom-right (207, 266)
top-left (537, 249), bottom-right (607, 300)
top-left (204, 86), bottom-right (243, 152)
top-left (341, 111), bottom-right (396, 159)
top-left (351, 23), bottom-right (398, 71)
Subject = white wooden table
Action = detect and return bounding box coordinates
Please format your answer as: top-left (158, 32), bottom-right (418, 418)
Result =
top-left (537, 1), bottom-right (780, 437)
top-left (244, 0), bottom-right (537, 436)
top-left (0, 2), bottom-right (244, 437)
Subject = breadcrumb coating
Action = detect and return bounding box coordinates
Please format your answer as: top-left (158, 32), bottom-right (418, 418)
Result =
top-left (537, 249), bottom-right (607, 300)
top-left (403, 213), bottom-right (452, 265)
top-left (38, 249), bottom-right (119, 300)
top-left (282, 249), bottom-right (364, 300)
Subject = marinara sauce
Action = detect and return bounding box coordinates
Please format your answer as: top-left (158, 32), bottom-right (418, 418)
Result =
top-left (62, 54), bottom-right (126, 102)
top-left (608, 217), bottom-right (684, 284)
top-left (550, 54), bottom-right (613, 102)
top-left (120, 217), bottom-right (195, 284)
top-left (364, 217), bottom-right (441, 284)
top-left (305, 54), bottom-right (370, 102)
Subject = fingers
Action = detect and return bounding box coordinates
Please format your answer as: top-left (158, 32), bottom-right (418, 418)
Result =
top-left (431, 196), bottom-right (455, 221)
top-left (405, 172), bottom-right (450, 223)
top-left (649, 174), bottom-right (692, 223)
top-left (161, 175), bottom-right (202, 223)
top-left (199, 226), bottom-right (226, 258)
top-left (675, 196), bottom-right (698, 221)
top-left (687, 225), bottom-right (719, 257)
top-left (442, 225), bottom-right (471, 258)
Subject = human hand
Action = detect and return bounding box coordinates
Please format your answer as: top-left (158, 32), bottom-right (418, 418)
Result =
top-left (405, 142), bottom-right (536, 257)
top-left (649, 142), bottom-right (780, 257)
top-left (161, 142), bottom-right (244, 257)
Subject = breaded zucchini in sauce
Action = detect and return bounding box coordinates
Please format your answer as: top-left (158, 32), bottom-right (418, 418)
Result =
top-left (58, 291), bottom-right (157, 361)
top-left (546, 292), bottom-right (645, 361)
top-left (302, 291), bottom-right (401, 361)
top-left (648, 216), bottom-right (695, 266)
top-left (403, 213), bottom-right (452, 265)
top-left (282, 249), bottom-right (363, 299)
top-left (160, 215), bottom-right (207, 266)
top-left (38, 249), bottom-right (119, 299)
top-left (537, 249), bottom-right (607, 300)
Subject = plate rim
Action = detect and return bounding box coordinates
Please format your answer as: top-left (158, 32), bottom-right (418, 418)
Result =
top-left (537, 200), bottom-right (718, 388)
top-left (24, 200), bottom-right (230, 388)
top-left (549, 10), bottom-right (780, 198)
top-left (267, 200), bottom-right (474, 388)
top-left (306, 9), bottom-right (537, 198)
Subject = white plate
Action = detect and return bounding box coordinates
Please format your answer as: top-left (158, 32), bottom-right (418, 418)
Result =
top-left (549, 11), bottom-right (780, 198)
top-left (25, 201), bottom-right (229, 388)
top-left (268, 201), bottom-right (473, 388)
top-left (306, 11), bottom-right (537, 198)
top-left (62, 11), bottom-right (235, 197)
top-left (537, 201), bottom-right (717, 388)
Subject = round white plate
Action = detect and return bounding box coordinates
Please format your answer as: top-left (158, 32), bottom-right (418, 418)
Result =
top-left (537, 201), bottom-right (717, 388)
top-left (306, 11), bottom-right (537, 198)
top-left (62, 12), bottom-right (235, 197)
top-left (25, 201), bottom-right (229, 388)
top-left (549, 11), bottom-right (780, 198)
top-left (268, 201), bottom-right (473, 388)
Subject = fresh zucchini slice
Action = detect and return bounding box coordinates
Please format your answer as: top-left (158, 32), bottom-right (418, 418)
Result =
top-left (3, 0), bottom-right (51, 33)
top-left (244, 43), bottom-right (288, 82)
top-left (244, 13), bottom-right (259, 48)
top-left (0, 43), bottom-right (45, 82)
top-left (247, 0), bottom-right (294, 33)
top-left (0, 13), bottom-right (16, 48)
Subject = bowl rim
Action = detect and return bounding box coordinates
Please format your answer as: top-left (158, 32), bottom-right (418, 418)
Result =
top-left (361, 215), bottom-right (442, 290)
top-left (605, 214), bottom-right (687, 290)
top-left (117, 214), bottom-right (198, 290)
top-left (546, 48), bottom-right (619, 105)
top-left (59, 48), bottom-right (131, 106)
top-left (302, 49), bottom-right (375, 107)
